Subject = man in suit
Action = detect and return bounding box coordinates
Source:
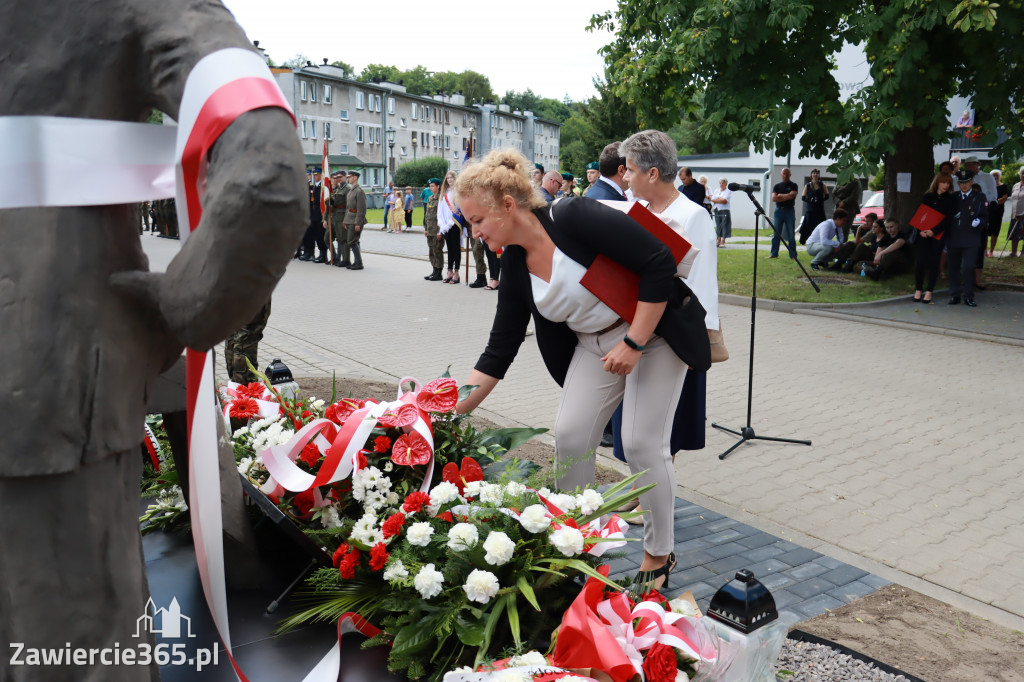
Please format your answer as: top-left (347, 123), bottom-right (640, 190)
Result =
top-left (302, 168), bottom-right (328, 262)
top-left (344, 170), bottom-right (368, 270)
top-left (948, 169), bottom-right (988, 306)
top-left (0, 1), bottom-right (308, 677)
top-left (540, 170), bottom-right (562, 203)
top-left (584, 142), bottom-right (629, 201)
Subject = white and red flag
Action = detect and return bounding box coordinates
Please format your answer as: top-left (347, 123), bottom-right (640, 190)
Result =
top-left (320, 139), bottom-right (331, 214)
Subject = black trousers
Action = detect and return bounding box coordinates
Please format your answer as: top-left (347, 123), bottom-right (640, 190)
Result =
top-left (913, 237), bottom-right (943, 292)
top-left (948, 244), bottom-right (978, 298)
top-left (405, 208), bottom-right (413, 229)
top-left (484, 241), bottom-right (501, 281)
top-left (302, 221), bottom-right (326, 256)
top-left (444, 228), bottom-right (461, 270)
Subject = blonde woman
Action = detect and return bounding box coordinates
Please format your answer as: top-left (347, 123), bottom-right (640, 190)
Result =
top-left (437, 170), bottom-right (462, 283)
top-left (388, 187), bottom-right (405, 233)
top-left (455, 148), bottom-right (711, 590)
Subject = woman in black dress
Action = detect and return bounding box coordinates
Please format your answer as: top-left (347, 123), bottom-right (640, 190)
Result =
top-left (914, 172), bottom-right (955, 303)
top-left (799, 169), bottom-right (830, 244)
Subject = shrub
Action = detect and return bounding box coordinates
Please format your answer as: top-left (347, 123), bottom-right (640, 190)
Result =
top-left (394, 157), bottom-right (449, 187)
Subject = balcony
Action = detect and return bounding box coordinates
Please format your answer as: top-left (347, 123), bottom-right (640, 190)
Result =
top-left (949, 126), bottom-right (1009, 154)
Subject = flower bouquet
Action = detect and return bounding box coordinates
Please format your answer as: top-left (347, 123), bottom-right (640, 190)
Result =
top-left (277, 471), bottom-right (654, 681)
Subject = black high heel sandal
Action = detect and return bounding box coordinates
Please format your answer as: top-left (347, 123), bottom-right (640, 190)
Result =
top-left (633, 552), bottom-right (677, 593)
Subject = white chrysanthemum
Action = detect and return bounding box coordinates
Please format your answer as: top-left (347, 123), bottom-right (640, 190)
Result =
top-left (668, 597), bottom-right (698, 618)
top-left (383, 559), bottom-right (409, 582)
top-left (430, 481), bottom-right (461, 506)
top-left (576, 489), bottom-right (604, 515)
top-left (236, 456), bottom-right (254, 475)
top-left (232, 426), bottom-right (250, 438)
top-left (363, 490), bottom-right (387, 512)
top-left (482, 531), bottom-right (516, 566)
top-left (406, 521), bottom-right (434, 547)
top-left (503, 481), bottom-right (527, 498)
top-left (462, 569), bottom-right (499, 604)
top-left (508, 651), bottom-right (548, 668)
top-left (310, 398), bottom-right (325, 411)
top-left (479, 483), bottom-right (505, 505)
top-left (386, 491), bottom-right (400, 505)
top-left (350, 513), bottom-right (383, 545)
top-left (549, 526), bottom-right (584, 557)
top-left (463, 480), bottom-right (486, 498)
top-left (251, 416), bottom-right (276, 432)
top-left (321, 506), bottom-right (343, 529)
top-left (413, 563), bottom-right (444, 599)
top-left (383, 461), bottom-right (394, 473)
top-left (518, 505), bottom-right (551, 534)
top-left (447, 523), bottom-right (479, 551)
top-left (547, 493), bottom-right (578, 512)
top-left (356, 466), bottom-right (385, 490)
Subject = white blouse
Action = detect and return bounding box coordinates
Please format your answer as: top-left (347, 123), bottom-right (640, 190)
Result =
top-left (530, 248), bottom-right (620, 333)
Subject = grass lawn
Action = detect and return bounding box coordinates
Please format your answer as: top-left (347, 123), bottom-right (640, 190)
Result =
top-left (717, 244), bottom-right (1024, 303)
top-left (360, 208), bottom-right (426, 225)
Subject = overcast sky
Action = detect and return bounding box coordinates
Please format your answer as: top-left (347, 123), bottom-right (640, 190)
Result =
top-left (221, 0), bottom-right (619, 102)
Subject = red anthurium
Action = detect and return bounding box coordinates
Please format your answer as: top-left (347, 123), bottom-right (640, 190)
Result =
top-left (325, 399), bottom-right (362, 425)
top-left (391, 431), bottom-right (431, 466)
top-left (229, 397), bottom-right (260, 420)
top-left (415, 378), bottom-right (459, 413)
top-left (442, 458), bottom-right (484, 495)
top-left (377, 403), bottom-right (419, 428)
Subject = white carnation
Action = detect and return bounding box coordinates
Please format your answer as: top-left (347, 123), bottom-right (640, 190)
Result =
top-left (430, 481), bottom-right (461, 506)
top-left (549, 526), bottom-right (584, 557)
top-left (547, 493), bottom-right (577, 512)
top-left (462, 569), bottom-right (500, 604)
top-left (482, 531), bottom-right (515, 566)
top-left (320, 506), bottom-right (343, 529)
top-left (576, 489), bottom-right (604, 516)
top-left (310, 398), bottom-right (325, 411)
top-left (236, 456), bottom-right (254, 475)
top-left (503, 481), bottom-right (527, 498)
top-left (463, 480), bottom-right (486, 498)
top-left (479, 483), bottom-right (505, 505)
top-left (383, 559), bottom-right (409, 582)
top-left (386, 491), bottom-right (400, 505)
top-left (414, 563), bottom-right (444, 599)
top-left (536, 487), bottom-right (552, 498)
top-left (447, 523), bottom-right (479, 551)
top-left (518, 505), bottom-right (551, 534)
top-left (406, 521), bottom-right (434, 547)
top-left (232, 426), bottom-right (250, 438)
top-left (508, 651), bottom-right (548, 668)
top-left (668, 597), bottom-right (698, 618)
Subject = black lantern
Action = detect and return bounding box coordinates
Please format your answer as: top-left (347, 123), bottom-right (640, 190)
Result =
top-left (707, 569), bottom-right (778, 633)
top-left (264, 358), bottom-right (293, 385)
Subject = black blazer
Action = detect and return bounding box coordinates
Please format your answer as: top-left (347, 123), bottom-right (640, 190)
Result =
top-left (474, 198), bottom-right (710, 385)
top-left (584, 178), bottom-right (627, 201)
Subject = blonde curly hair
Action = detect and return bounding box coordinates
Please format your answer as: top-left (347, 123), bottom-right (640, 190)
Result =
top-left (455, 149), bottom-right (547, 212)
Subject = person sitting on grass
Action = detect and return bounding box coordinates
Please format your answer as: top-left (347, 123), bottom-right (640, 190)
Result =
top-left (805, 209), bottom-right (849, 270)
top-left (866, 217), bottom-right (911, 280)
top-left (852, 212), bottom-right (879, 244)
top-left (830, 219), bottom-right (884, 272)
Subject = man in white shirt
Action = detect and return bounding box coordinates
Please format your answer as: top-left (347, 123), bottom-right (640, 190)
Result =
top-left (806, 209), bottom-right (849, 269)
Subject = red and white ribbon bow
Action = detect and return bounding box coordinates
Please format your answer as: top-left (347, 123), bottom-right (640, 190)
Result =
top-left (220, 381), bottom-right (284, 422)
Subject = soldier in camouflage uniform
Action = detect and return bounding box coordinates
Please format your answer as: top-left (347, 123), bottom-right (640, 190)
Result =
top-left (467, 232), bottom-right (488, 287)
top-left (328, 172), bottom-right (351, 267)
top-left (224, 299), bottom-right (272, 384)
top-left (422, 177), bottom-right (444, 280)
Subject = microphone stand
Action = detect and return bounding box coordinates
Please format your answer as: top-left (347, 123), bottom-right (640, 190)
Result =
top-left (712, 188), bottom-right (819, 460)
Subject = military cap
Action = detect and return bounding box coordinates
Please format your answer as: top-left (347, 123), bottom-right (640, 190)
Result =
top-left (312, 167), bottom-right (322, 173)
top-left (427, 177), bottom-right (442, 185)
top-left (534, 163), bottom-right (545, 173)
top-left (586, 161), bottom-right (599, 171)
top-left (560, 172), bottom-right (574, 181)
top-left (346, 170), bottom-right (361, 177)
top-left (954, 169), bottom-right (974, 184)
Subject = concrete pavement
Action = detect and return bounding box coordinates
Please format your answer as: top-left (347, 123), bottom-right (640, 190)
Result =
top-left (142, 232), bottom-right (1024, 631)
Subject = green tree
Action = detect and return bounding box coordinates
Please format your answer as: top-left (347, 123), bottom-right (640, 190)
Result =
top-left (281, 53), bottom-right (311, 68)
top-left (329, 60), bottom-right (355, 78)
top-left (456, 70), bottom-right (495, 104)
top-left (398, 66), bottom-right (433, 95)
top-left (394, 157), bottom-right (450, 187)
top-left (593, 0), bottom-right (1024, 227)
top-left (359, 63), bottom-right (400, 82)
top-left (431, 71), bottom-right (461, 95)
top-left (501, 90), bottom-right (574, 123)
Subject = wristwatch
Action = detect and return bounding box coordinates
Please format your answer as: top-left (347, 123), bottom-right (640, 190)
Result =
top-left (623, 335), bottom-right (646, 351)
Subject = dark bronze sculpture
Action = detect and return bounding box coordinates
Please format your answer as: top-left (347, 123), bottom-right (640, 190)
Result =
top-left (0, 2), bottom-right (307, 678)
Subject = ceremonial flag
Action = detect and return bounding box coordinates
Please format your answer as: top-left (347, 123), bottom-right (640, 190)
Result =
top-left (320, 140), bottom-right (331, 214)
top-left (463, 136), bottom-right (472, 163)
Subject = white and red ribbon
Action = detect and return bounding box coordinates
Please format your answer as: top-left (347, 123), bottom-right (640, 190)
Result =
top-left (220, 382), bottom-right (284, 421)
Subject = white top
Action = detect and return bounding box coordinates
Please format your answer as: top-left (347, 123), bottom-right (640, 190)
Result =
top-left (653, 195), bottom-right (720, 331)
top-left (807, 218), bottom-right (842, 247)
top-left (437, 190), bottom-right (457, 235)
top-left (530, 248), bottom-right (620, 333)
top-left (711, 187), bottom-right (732, 212)
top-left (974, 171), bottom-right (998, 202)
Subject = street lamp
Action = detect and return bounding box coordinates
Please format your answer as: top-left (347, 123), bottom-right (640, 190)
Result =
top-left (386, 126), bottom-right (396, 186)
top-left (412, 135), bottom-right (418, 161)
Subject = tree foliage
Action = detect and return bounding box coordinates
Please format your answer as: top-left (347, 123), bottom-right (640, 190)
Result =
top-left (353, 65), bottom-right (495, 103)
top-left (592, 0), bottom-right (1024, 225)
top-left (394, 157), bottom-right (450, 187)
top-left (501, 90), bottom-right (573, 123)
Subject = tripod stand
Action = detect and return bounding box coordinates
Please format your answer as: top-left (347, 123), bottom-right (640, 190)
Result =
top-left (712, 188), bottom-right (818, 459)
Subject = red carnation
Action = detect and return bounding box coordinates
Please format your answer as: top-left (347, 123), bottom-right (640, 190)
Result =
top-left (373, 436), bottom-right (392, 453)
top-left (299, 442), bottom-right (321, 468)
top-left (369, 542), bottom-right (389, 572)
top-left (416, 378), bottom-right (459, 413)
top-left (356, 451), bottom-right (368, 470)
top-left (301, 410), bottom-right (312, 418)
top-left (641, 589), bottom-right (669, 606)
top-left (338, 549), bottom-right (361, 579)
top-left (235, 382), bottom-right (266, 399)
top-left (229, 397), bottom-right (260, 420)
top-left (442, 457), bottom-right (483, 495)
top-left (381, 513), bottom-right (406, 539)
top-left (377, 403), bottom-right (419, 428)
top-left (391, 431), bottom-right (432, 466)
top-left (325, 399), bottom-right (361, 425)
top-left (437, 511), bottom-right (454, 523)
top-left (293, 489), bottom-right (315, 518)
top-left (332, 543), bottom-right (351, 568)
top-left (641, 642), bottom-right (677, 682)
top-left (402, 491), bottom-right (432, 514)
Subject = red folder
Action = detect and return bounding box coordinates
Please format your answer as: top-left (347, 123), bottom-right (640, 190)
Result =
top-left (910, 204), bottom-right (944, 232)
top-left (580, 202), bottom-right (692, 322)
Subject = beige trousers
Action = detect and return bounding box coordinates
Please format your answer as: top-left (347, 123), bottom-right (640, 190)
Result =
top-left (553, 324), bottom-right (686, 556)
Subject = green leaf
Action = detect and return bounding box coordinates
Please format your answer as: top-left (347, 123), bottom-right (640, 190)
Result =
top-left (475, 593), bottom-right (508, 667)
top-left (516, 576), bottom-right (541, 612)
top-left (329, 370), bottom-right (337, 405)
top-left (481, 457), bottom-right (541, 483)
top-left (454, 611), bottom-right (486, 646)
top-left (458, 384), bottom-right (479, 401)
top-left (506, 594), bottom-right (521, 647)
top-left (477, 427), bottom-right (548, 452)
top-left (391, 615), bottom-right (436, 657)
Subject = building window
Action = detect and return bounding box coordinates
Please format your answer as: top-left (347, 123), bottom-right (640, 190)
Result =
top-left (374, 95), bottom-right (382, 112)
top-left (388, 97), bottom-right (395, 114)
top-left (325, 122), bottom-right (333, 140)
top-left (499, 117), bottom-right (504, 130)
top-left (356, 91), bottom-right (365, 109)
top-left (310, 83), bottom-right (317, 103)
top-left (445, 135), bottom-right (450, 149)
top-left (323, 85), bottom-right (332, 104)
top-left (411, 102), bottom-right (418, 118)
top-left (340, 143), bottom-right (349, 154)
top-left (462, 114), bottom-right (467, 127)
top-left (301, 120), bottom-right (308, 138)
top-left (376, 127), bottom-right (381, 144)
top-left (356, 125), bottom-right (364, 143)
top-left (339, 109), bottom-right (349, 121)
top-left (310, 120), bottom-right (316, 138)
top-left (400, 117), bottom-right (407, 127)
top-left (444, 110), bottom-right (450, 124)
top-left (400, 146), bottom-right (407, 156)
top-left (453, 126), bottom-right (459, 135)
top-left (300, 81), bottom-right (307, 101)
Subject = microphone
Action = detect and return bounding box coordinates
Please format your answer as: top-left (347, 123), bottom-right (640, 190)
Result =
top-left (728, 182), bottom-right (760, 193)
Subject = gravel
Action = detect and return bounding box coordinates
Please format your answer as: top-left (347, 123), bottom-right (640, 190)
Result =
top-left (775, 639), bottom-right (914, 681)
